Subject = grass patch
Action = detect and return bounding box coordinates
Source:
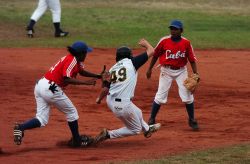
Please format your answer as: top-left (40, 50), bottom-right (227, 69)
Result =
top-left (0, 0), bottom-right (250, 48)
top-left (124, 144), bottom-right (250, 164)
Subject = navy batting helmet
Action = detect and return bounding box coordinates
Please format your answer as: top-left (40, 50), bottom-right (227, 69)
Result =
top-left (116, 46), bottom-right (133, 62)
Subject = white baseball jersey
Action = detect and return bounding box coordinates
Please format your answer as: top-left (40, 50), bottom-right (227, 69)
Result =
top-left (108, 58), bottom-right (137, 100)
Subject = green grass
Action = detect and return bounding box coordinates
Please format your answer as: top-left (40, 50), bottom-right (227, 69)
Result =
top-left (0, 0), bottom-right (250, 48)
top-left (123, 144), bottom-right (250, 164)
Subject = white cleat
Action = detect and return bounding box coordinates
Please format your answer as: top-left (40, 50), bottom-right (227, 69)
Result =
top-left (144, 123), bottom-right (161, 138)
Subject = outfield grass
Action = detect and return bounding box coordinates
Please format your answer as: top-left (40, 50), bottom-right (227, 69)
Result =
top-left (0, 0), bottom-right (250, 48)
top-left (124, 144), bottom-right (250, 164)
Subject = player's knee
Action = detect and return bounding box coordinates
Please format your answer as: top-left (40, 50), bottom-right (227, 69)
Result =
top-left (36, 117), bottom-right (48, 127)
top-left (181, 97), bottom-right (194, 104)
top-left (132, 127), bottom-right (142, 135)
top-left (154, 98), bottom-right (166, 105)
top-left (66, 112), bottom-right (79, 122)
top-left (184, 100), bottom-right (194, 104)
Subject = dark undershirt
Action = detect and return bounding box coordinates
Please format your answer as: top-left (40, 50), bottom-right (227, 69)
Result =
top-left (131, 52), bottom-right (148, 70)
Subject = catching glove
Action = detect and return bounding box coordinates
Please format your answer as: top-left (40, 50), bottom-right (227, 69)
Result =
top-left (100, 65), bottom-right (111, 88)
top-left (183, 73), bottom-right (200, 93)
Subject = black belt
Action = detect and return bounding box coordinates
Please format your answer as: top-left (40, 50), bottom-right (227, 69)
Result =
top-left (115, 98), bottom-right (121, 102)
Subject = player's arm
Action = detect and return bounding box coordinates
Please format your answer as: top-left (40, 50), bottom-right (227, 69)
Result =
top-left (146, 56), bottom-right (158, 79)
top-left (190, 62), bottom-right (198, 74)
top-left (187, 41), bottom-right (199, 74)
top-left (79, 69), bottom-right (102, 79)
top-left (131, 38), bottom-right (155, 70)
top-left (63, 77), bottom-right (96, 85)
top-left (96, 87), bottom-right (109, 104)
top-left (96, 70), bottom-right (111, 104)
top-left (146, 39), bottom-right (163, 79)
top-left (62, 58), bottom-right (97, 85)
top-left (138, 38), bottom-right (154, 58)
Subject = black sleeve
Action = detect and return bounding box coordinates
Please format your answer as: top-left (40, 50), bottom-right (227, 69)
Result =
top-left (131, 52), bottom-right (148, 70)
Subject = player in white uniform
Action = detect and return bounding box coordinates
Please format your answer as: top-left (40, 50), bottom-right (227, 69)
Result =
top-left (94, 39), bottom-right (161, 143)
top-left (26, 0), bottom-right (68, 38)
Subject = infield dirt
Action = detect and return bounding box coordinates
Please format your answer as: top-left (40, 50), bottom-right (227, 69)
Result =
top-left (0, 48), bottom-right (249, 163)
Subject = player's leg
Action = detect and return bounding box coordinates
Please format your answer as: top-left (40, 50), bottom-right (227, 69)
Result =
top-left (14, 80), bottom-right (48, 145)
top-left (148, 67), bottom-right (173, 125)
top-left (26, 0), bottom-right (48, 37)
top-left (30, 0), bottom-right (48, 21)
top-left (176, 68), bottom-right (198, 130)
top-left (95, 100), bottom-right (160, 143)
top-left (48, 0), bottom-right (68, 37)
top-left (95, 96), bottom-right (143, 143)
top-left (108, 101), bottom-right (143, 138)
top-left (50, 88), bottom-right (83, 147)
top-left (132, 103), bottom-right (161, 138)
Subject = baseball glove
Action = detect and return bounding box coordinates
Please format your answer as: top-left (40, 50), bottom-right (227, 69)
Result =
top-left (183, 73), bottom-right (200, 93)
top-left (100, 65), bottom-right (111, 88)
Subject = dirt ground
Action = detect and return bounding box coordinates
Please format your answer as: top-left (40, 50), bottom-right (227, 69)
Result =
top-left (0, 48), bottom-right (249, 163)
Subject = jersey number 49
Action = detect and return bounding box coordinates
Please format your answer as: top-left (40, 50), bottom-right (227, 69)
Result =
top-left (110, 67), bottom-right (127, 83)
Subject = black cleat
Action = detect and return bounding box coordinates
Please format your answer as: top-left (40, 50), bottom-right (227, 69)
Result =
top-left (26, 27), bottom-right (34, 38)
top-left (94, 128), bottom-right (109, 144)
top-left (189, 119), bottom-right (199, 131)
top-left (13, 123), bottom-right (24, 145)
top-left (55, 31), bottom-right (69, 37)
top-left (68, 135), bottom-right (94, 148)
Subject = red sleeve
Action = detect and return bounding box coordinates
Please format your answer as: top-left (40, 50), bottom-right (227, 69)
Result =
top-left (154, 39), bottom-right (165, 58)
top-left (187, 41), bottom-right (197, 62)
top-left (63, 57), bottom-right (77, 78)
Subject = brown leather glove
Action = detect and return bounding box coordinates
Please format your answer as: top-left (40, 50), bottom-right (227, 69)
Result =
top-left (183, 73), bottom-right (200, 94)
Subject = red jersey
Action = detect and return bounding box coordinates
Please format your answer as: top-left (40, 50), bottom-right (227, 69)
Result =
top-left (44, 54), bottom-right (84, 88)
top-left (154, 36), bottom-right (197, 67)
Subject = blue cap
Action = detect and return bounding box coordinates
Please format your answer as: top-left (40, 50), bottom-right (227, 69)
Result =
top-left (169, 20), bottom-right (183, 29)
top-left (71, 41), bottom-right (93, 53)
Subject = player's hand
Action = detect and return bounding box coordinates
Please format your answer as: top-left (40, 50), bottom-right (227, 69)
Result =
top-left (85, 78), bottom-right (97, 86)
top-left (139, 38), bottom-right (154, 57)
top-left (96, 97), bottom-right (101, 104)
top-left (98, 65), bottom-right (106, 79)
top-left (146, 69), bottom-right (152, 79)
top-left (138, 38), bottom-right (149, 48)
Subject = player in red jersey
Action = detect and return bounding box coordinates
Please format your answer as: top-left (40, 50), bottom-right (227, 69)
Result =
top-left (146, 20), bottom-right (199, 130)
top-left (13, 41), bottom-right (102, 147)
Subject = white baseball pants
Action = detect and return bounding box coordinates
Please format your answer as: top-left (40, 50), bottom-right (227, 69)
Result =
top-left (106, 95), bottom-right (149, 139)
top-left (31, 0), bottom-right (61, 23)
top-left (34, 78), bottom-right (79, 126)
top-left (154, 66), bottom-right (194, 105)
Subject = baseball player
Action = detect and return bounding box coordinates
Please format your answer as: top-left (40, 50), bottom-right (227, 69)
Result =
top-left (26, 0), bottom-right (68, 38)
top-left (94, 39), bottom-right (161, 143)
top-left (146, 20), bottom-right (199, 130)
top-left (13, 41), bottom-right (102, 147)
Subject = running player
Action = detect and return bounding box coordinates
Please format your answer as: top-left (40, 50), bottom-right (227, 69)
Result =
top-left (94, 39), bottom-right (161, 143)
top-left (13, 41), bottom-right (102, 147)
top-left (26, 0), bottom-right (68, 38)
top-left (146, 20), bottom-right (199, 130)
